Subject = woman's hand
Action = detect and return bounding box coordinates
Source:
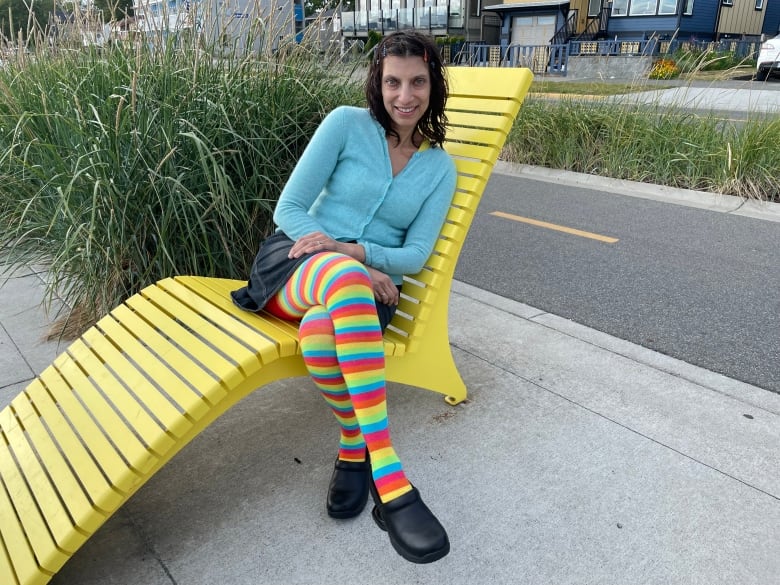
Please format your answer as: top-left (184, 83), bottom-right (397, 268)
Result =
top-left (289, 232), bottom-right (365, 261)
top-left (288, 232), bottom-right (333, 258)
top-left (366, 266), bottom-right (400, 306)
top-left (289, 233), bottom-right (395, 303)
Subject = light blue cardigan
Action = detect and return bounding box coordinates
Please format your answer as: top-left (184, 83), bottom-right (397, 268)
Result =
top-left (273, 106), bottom-right (457, 285)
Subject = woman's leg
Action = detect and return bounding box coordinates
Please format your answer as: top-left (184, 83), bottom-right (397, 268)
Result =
top-left (296, 305), bottom-right (365, 462)
top-left (265, 252), bottom-right (412, 503)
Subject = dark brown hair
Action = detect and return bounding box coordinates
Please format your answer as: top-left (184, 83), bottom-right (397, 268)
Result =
top-left (365, 31), bottom-right (448, 147)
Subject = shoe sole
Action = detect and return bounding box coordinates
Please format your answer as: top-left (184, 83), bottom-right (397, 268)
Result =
top-left (388, 535), bottom-right (450, 564)
top-left (327, 504), bottom-right (367, 519)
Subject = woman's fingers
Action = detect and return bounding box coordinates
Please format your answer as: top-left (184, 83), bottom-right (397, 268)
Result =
top-left (289, 233), bottom-right (329, 258)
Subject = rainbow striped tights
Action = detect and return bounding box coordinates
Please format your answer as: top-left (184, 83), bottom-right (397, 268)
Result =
top-left (264, 252), bottom-right (412, 504)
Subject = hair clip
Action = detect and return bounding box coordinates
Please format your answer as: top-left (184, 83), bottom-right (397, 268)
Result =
top-left (375, 43), bottom-right (387, 64)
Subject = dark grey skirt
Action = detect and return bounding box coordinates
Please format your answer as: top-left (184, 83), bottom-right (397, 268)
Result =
top-left (231, 231), bottom-right (399, 331)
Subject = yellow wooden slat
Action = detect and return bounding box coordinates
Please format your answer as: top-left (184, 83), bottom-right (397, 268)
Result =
top-left (3, 403), bottom-right (84, 554)
top-left (176, 277), bottom-right (301, 357)
top-left (123, 294), bottom-right (243, 389)
top-left (443, 208), bottom-right (471, 229)
top-left (446, 95), bottom-right (519, 116)
top-left (139, 285), bottom-right (264, 378)
top-left (389, 305), bottom-right (433, 340)
top-left (447, 110), bottom-right (514, 131)
top-left (66, 339), bottom-right (175, 457)
top-left (421, 251), bottom-right (448, 273)
top-left (22, 379), bottom-right (122, 513)
top-left (452, 162), bottom-right (492, 184)
top-left (107, 304), bottom-right (228, 406)
top-left (447, 127), bottom-right (507, 150)
top-left (443, 140), bottom-right (500, 161)
top-left (430, 237), bottom-right (458, 259)
top-left (447, 67), bottom-right (532, 100)
top-left (0, 535), bottom-right (23, 585)
top-left (40, 362), bottom-right (139, 496)
top-left (387, 316), bottom-right (419, 338)
top-left (0, 460), bottom-right (52, 585)
top-left (0, 427), bottom-right (70, 573)
top-left (87, 316), bottom-right (210, 426)
top-left (451, 191), bottom-right (481, 209)
top-left (6, 394), bottom-right (101, 536)
top-left (155, 279), bottom-right (283, 363)
top-left (408, 266), bottom-right (442, 288)
top-left (395, 296), bottom-right (425, 320)
top-left (458, 175), bottom-right (487, 198)
top-left (55, 346), bottom-right (157, 476)
top-left (383, 328), bottom-right (411, 346)
top-left (398, 292), bottom-right (426, 313)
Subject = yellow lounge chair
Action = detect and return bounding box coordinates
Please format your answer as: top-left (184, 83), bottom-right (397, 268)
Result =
top-left (0, 66), bottom-right (533, 585)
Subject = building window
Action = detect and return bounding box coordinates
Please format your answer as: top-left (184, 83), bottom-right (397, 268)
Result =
top-left (613, 0), bottom-right (691, 15)
top-left (588, 0), bottom-right (602, 17)
top-left (611, 0), bottom-right (628, 15)
top-left (629, 0), bottom-right (657, 15)
top-left (755, 0), bottom-right (764, 9)
top-left (721, 0), bottom-right (733, 5)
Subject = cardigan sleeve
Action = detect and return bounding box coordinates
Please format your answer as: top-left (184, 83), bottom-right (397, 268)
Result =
top-left (360, 154), bottom-right (456, 278)
top-left (272, 108), bottom-right (346, 239)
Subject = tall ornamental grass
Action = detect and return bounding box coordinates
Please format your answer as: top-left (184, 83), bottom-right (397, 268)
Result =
top-left (505, 97), bottom-right (780, 201)
top-left (0, 30), bottom-right (363, 336)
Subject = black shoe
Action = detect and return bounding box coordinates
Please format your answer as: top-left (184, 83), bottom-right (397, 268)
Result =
top-left (370, 484), bottom-right (450, 564)
top-left (326, 457), bottom-right (370, 519)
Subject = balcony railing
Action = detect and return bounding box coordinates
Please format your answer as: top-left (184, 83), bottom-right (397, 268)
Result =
top-left (568, 37), bottom-right (762, 58)
top-left (341, 6), bottom-right (459, 36)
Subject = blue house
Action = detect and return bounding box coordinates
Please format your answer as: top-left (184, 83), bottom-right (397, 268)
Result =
top-left (481, 0), bottom-right (779, 47)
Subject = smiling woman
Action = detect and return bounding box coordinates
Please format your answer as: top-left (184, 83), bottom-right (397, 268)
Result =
top-left (231, 30), bottom-right (456, 564)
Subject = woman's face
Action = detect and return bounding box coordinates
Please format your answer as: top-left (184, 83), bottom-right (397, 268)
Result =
top-left (380, 55), bottom-right (431, 137)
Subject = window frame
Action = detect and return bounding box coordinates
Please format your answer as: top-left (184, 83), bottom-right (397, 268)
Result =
top-left (587, 0), bottom-right (603, 17)
top-left (628, 0), bottom-right (658, 15)
top-left (611, 0), bottom-right (629, 16)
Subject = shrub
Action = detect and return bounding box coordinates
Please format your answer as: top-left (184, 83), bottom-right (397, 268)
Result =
top-left (0, 31), bottom-right (363, 335)
top-left (504, 96), bottom-right (780, 202)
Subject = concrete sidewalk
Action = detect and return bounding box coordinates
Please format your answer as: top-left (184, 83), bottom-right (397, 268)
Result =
top-left (620, 85), bottom-right (780, 113)
top-left (536, 78), bottom-right (780, 115)
top-left (2, 248), bottom-right (780, 584)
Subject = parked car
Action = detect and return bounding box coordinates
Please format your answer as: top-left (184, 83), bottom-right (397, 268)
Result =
top-left (756, 34), bottom-right (780, 81)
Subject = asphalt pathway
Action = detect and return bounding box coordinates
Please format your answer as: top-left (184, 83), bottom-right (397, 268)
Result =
top-left (456, 164), bottom-right (780, 394)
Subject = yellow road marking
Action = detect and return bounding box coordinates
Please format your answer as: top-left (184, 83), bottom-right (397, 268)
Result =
top-left (490, 211), bottom-right (619, 244)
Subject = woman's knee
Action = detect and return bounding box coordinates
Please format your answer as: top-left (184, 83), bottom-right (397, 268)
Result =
top-left (310, 253), bottom-right (373, 294)
top-left (300, 305), bottom-right (335, 338)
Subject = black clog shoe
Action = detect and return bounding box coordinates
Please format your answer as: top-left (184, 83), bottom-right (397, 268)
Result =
top-left (326, 458), bottom-right (370, 519)
top-left (371, 485), bottom-right (450, 564)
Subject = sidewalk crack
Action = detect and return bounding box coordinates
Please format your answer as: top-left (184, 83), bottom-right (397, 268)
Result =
top-left (122, 507), bottom-right (179, 585)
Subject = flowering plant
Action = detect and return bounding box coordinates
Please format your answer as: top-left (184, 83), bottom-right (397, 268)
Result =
top-left (649, 58), bottom-right (681, 79)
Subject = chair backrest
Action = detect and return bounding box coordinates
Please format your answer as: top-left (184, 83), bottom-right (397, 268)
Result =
top-left (383, 67), bottom-right (533, 351)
